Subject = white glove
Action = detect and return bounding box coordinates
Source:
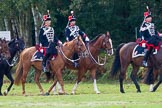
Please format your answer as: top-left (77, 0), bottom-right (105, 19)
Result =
top-left (58, 40), bottom-right (62, 45)
top-left (85, 36), bottom-right (90, 42)
top-left (39, 43), bottom-right (42, 47)
top-left (40, 49), bottom-right (44, 53)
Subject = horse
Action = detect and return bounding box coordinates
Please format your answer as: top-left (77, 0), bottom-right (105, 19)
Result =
top-left (14, 36), bottom-right (87, 95)
top-left (110, 40), bottom-right (162, 93)
top-left (47, 32), bottom-right (114, 95)
top-left (0, 37), bottom-right (25, 96)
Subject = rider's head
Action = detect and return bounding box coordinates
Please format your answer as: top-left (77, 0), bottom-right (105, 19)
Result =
top-left (43, 15), bottom-right (51, 27)
top-left (144, 11), bottom-right (152, 23)
top-left (68, 15), bottom-right (76, 26)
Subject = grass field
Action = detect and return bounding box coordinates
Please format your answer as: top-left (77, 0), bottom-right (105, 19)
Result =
top-left (0, 81), bottom-right (162, 108)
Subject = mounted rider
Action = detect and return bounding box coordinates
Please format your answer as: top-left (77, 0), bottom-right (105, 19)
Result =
top-left (39, 11), bottom-right (62, 73)
top-left (65, 11), bottom-right (89, 67)
top-left (65, 11), bottom-right (90, 43)
top-left (139, 7), bottom-right (161, 67)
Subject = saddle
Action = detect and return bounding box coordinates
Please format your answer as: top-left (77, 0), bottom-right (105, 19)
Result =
top-left (31, 47), bottom-right (56, 62)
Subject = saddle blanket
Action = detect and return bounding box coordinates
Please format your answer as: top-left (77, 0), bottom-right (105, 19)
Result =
top-left (132, 45), bottom-right (146, 58)
top-left (31, 50), bottom-right (57, 62)
top-left (132, 45), bottom-right (157, 58)
top-left (31, 50), bottom-right (44, 61)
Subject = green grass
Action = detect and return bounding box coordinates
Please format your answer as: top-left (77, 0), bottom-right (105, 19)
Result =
top-left (0, 81), bottom-right (162, 108)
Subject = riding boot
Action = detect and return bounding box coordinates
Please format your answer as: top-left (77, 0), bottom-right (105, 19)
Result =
top-left (42, 54), bottom-right (50, 73)
top-left (73, 53), bottom-right (79, 68)
top-left (142, 48), bottom-right (152, 67)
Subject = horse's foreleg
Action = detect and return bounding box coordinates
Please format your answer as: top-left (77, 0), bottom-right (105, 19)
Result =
top-left (91, 69), bottom-right (100, 94)
top-left (52, 82), bottom-right (62, 95)
top-left (150, 69), bottom-right (158, 92)
top-left (0, 76), bottom-right (3, 96)
top-left (34, 69), bottom-right (44, 95)
top-left (152, 71), bottom-right (162, 92)
top-left (4, 71), bottom-right (14, 96)
top-left (130, 66), bottom-right (141, 93)
top-left (46, 79), bottom-right (58, 95)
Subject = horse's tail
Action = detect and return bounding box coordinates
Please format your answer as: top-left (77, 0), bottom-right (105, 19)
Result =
top-left (110, 43), bottom-right (125, 77)
top-left (14, 55), bottom-right (23, 85)
top-left (142, 68), bottom-right (154, 85)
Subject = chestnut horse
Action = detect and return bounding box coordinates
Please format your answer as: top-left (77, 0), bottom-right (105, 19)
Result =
top-left (14, 36), bottom-right (86, 95)
top-left (110, 41), bottom-right (162, 93)
top-left (47, 32), bottom-right (113, 95)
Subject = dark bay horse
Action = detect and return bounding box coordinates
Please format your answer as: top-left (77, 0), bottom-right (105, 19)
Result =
top-left (110, 41), bottom-right (162, 93)
top-left (14, 36), bottom-right (86, 95)
top-left (47, 32), bottom-right (113, 95)
top-left (0, 37), bottom-right (25, 96)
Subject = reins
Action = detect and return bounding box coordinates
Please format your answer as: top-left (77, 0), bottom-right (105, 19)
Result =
top-left (87, 44), bottom-right (106, 66)
top-left (59, 45), bottom-right (80, 63)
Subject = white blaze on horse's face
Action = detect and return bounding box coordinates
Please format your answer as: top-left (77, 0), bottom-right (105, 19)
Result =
top-left (108, 38), bottom-right (113, 55)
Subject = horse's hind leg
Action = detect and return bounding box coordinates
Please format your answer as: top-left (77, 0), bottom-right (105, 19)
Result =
top-left (4, 71), bottom-right (14, 96)
top-left (71, 69), bottom-right (85, 95)
top-left (21, 66), bottom-right (31, 95)
top-left (130, 65), bottom-right (141, 92)
top-left (119, 63), bottom-right (129, 93)
top-left (34, 69), bottom-right (44, 95)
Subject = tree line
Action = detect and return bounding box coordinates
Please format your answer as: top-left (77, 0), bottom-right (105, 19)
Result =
top-left (0, 0), bottom-right (162, 47)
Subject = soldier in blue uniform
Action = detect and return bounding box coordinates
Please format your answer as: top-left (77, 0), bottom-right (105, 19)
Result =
top-left (65, 11), bottom-right (89, 67)
top-left (39, 14), bottom-right (62, 72)
top-left (65, 11), bottom-right (90, 43)
top-left (140, 10), bottom-right (160, 67)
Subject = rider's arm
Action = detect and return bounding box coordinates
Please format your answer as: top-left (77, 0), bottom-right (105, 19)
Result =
top-left (65, 28), bottom-right (70, 41)
top-left (39, 28), bottom-right (45, 46)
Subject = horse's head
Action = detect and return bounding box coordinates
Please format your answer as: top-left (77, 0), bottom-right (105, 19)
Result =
top-left (0, 39), bottom-right (11, 59)
top-left (73, 36), bottom-right (87, 53)
top-left (8, 37), bottom-right (25, 53)
top-left (101, 31), bottom-right (114, 55)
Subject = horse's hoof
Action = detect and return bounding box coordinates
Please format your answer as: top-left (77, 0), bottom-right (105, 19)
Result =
top-left (45, 92), bottom-right (50, 96)
top-left (71, 91), bottom-right (75, 95)
top-left (58, 92), bottom-right (68, 95)
top-left (137, 90), bottom-right (141, 93)
top-left (120, 91), bottom-right (125, 93)
top-left (96, 91), bottom-right (101, 94)
top-left (71, 92), bottom-right (75, 95)
top-left (3, 92), bottom-right (7, 96)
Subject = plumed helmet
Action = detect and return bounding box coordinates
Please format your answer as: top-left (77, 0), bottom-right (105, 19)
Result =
top-left (68, 15), bottom-right (76, 22)
top-left (68, 10), bottom-right (76, 22)
top-left (43, 15), bottom-right (51, 21)
top-left (144, 6), bottom-right (151, 19)
top-left (144, 12), bottom-right (151, 19)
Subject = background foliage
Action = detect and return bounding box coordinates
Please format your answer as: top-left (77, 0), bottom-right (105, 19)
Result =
top-left (1, 0), bottom-right (162, 47)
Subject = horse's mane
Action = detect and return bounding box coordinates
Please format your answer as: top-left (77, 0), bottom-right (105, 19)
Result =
top-left (63, 40), bottom-right (74, 47)
top-left (90, 34), bottom-right (103, 44)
